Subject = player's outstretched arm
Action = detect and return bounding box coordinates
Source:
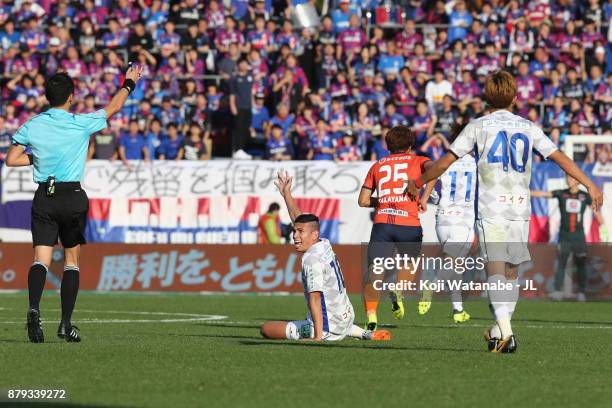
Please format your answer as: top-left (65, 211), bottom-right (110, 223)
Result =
top-left (404, 152), bottom-right (457, 200)
top-left (104, 64), bottom-right (144, 118)
top-left (305, 291), bottom-right (323, 341)
top-left (530, 191), bottom-right (553, 198)
top-left (5, 145), bottom-right (33, 167)
top-left (275, 170), bottom-right (302, 222)
top-left (548, 151), bottom-right (604, 211)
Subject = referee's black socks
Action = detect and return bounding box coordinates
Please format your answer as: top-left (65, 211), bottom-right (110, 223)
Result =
top-left (61, 266), bottom-right (80, 324)
top-left (28, 262), bottom-right (48, 312)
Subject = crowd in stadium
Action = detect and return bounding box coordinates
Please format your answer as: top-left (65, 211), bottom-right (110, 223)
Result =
top-left (0, 0), bottom-right (610, 164)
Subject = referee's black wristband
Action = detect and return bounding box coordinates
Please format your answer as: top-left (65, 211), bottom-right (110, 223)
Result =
top-left (27, 154), bottom-right (34, 165)
top-left (121, 78), bottom-right (136, 94)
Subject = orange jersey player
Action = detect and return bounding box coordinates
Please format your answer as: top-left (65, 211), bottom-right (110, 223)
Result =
top-left (358, 125), bottom-right (434, 331)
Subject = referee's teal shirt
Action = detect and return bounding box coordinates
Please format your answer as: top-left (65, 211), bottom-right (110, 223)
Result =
top-left (11, 108), bottom-right (107, 183)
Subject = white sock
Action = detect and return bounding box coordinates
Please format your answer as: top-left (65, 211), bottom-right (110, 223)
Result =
top-left (452, 300), bottom-right (463, 312)
top-left (489, 323), bottom-right (501, 338)
top-left (349, 324), bottom-right (367, 339)
top-left (507, 278), bottom-right (519, 319)
top-left (488, 275), bottom-right (513, 339)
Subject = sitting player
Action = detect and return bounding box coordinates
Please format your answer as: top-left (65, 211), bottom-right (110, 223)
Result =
top-left (418, 123), bottom-right (476, 323)
top-left (532, 174), bottom-right (607, 301)
top-left (405, 70), bottom-right (603, 353)
top-left (260, 171), bottom-right (390, 341)
top-left (358, 125), bottom-right (434, 331)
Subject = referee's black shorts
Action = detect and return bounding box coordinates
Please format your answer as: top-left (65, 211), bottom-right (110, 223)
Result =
top-left (31, 182), bottom-right (89, 248)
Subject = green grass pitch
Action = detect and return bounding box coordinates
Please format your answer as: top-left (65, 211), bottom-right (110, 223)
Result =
top-left (1, 292), bottom-right (611, 407)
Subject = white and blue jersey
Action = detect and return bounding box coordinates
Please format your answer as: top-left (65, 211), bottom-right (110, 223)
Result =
top-left (436, 155), bottom-right (477, 227)
top-left (301, 239), bottom-right (354, 339)
top-left (11, 108), bottom-right (107, 183)
top-left (449, 110), bottom-right (558, 221)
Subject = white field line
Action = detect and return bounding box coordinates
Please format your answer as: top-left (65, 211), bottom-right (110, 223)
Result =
top-left (0, 308), bottom-right (227, 324)
top-left (0, 307), bottom-right (611, 329)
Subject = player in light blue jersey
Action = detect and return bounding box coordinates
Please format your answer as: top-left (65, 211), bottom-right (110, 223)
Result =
top-left (5, 65), bottom-right (144, 343)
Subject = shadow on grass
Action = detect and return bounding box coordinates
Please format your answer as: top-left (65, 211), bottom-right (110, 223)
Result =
top-left (196, 322), bottom-right (261, 329)
top-left (469, 316), bottom-right (612, 325)
top-left (0, 402), bottom-right (131, 408)
top-left (168, 333), bottom-right (256, 340)
top-left (238, 339), bottom-right (482, 353)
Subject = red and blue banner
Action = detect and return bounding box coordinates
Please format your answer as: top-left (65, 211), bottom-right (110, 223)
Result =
top-left (1, 160), bottom-right (610, 244)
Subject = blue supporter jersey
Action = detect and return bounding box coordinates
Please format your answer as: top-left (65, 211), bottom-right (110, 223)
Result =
top-left (11, 108), bottom-right (107, 183)
top-left (377, 55), bottom-right (405, 75)
top-left (270, 114), bottom-right (295, 136)
top-left (158, 136), bottom-right (183, 160)
top-left (120, 133), bottom-right (147, 160)
top-left (371, 139), bottom-right (389, 160)
top-left (310, 134), bottom-right (335, 160)
top-left (251, 106), bottom-right (270, 133)
top-left (266, 137), bottom-right (293, 159)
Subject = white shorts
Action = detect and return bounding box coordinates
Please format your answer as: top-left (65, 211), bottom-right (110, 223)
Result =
top-left (436, 223), bottom-right (475, 258)
top-left (476, 218), bottom-right (530, 265)
top-left (285, 320), bottom-right (349, 341)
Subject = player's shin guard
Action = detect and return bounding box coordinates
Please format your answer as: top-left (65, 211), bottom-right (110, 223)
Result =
top-left (28, 262), bottom-right (48, 312)
top-left (61, 266), bottom-right (80, 324)
top-left (487, 275), bottom-right (513, 339)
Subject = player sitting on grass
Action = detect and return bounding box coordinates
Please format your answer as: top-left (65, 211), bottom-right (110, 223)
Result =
top-left (405, 70), bottom-right (603, 353)
top-left (418, 122), bottom-right (476, 323)
top-left (260, 171), bottom-right (390, 341)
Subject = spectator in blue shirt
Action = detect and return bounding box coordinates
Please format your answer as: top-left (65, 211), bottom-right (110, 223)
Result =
top-left (119, 119), bottom-right (149, 164)
top-left (251, 94), bottom-right (270, 138)
top-left (377, 40), bottom-right (405, 76)
top-left (447, 0), bottom-right (472, 43)
top-left (145, 119), bottom-right (164, 160)
top-left (266, 125), bottom-right (293, 161)
top-left (0, 19), bottom-right (20, 51)
top-left (370, 129), bottom-right (390, 160)
top-left (0, 117), bottom-right (11, 164)
top-left (269, 103), bottom-right (295, 138)
top-left (158, 122), bottom-right (184, 160)
top-left (308, 119), bottom-right (336, 160)
top-left (331, 0), bottom-right (358, 33)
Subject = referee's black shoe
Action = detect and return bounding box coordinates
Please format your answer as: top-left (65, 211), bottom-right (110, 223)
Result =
top-left (26, 309), bottom-right (44, 343)
top-left (57, 321), bottom-right (81, 343)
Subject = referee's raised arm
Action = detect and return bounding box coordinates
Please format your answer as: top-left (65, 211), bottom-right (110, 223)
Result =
top-left (104, 64), bottom-right (144, 118)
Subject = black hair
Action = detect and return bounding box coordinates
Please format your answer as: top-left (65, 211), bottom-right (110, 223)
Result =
top-left (44, 72), bottom-right (74, 107)
top-left (268, 203), bottom-right (280, 212)
top-left (294, 213), bottom-right (320, 229)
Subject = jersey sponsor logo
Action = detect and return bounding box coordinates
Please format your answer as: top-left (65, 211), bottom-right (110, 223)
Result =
top-left (565, 198), bottom-right (581, 213)
top-left (378, 208), bottom-right (408, 217)
top-left (482, 119), bottom-right (529, 129)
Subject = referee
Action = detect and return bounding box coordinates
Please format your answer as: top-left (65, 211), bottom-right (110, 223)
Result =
top-left (5, 65), bottom-right (144, 343)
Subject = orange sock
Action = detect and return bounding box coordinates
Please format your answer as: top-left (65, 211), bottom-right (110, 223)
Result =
top-left (363, 283), bottom-right (380, 316)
